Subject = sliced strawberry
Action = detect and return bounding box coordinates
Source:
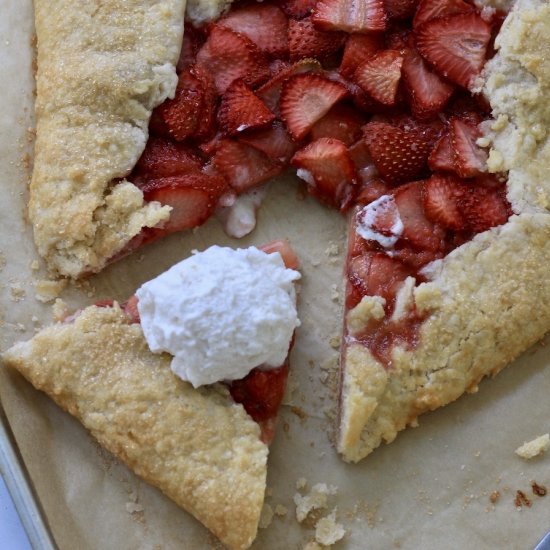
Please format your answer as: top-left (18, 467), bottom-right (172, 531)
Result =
top-left (355, 50), bottom-right (404, 106)
top-left (217, 80), bottom-right (275, 136)
top-left (428, 132), bottom-right (456, 173)
top-left (260, 239), bottom-right (300, 269)
top-left (390, 245), bottom-right (445, 270)
top-left (280, 0), bottom-right (318, 19)
top-left (312, 0), bottom-right (387, 33)
top-left (393, 182), bottom-right (445, 251)
top-left (348, 139), bottom-right (379, 184)
top-left (363, 121), bottom-right (433, 182)
top-left (415, 13), bottom-right (492, 91)
top-left (121, 295), bottom-right (141, 324)
top-left (355, 179), bottom-right (391, 204)
top-left (340, 33), bottom-right (383, 79)
top-left (144, 183), bottom-right (214, 233)
top-left (459, 185), bottom-right (510, 233)
top-left (177, 24), bottom-right (204, 73)
top-left (348, 251), bottom-right (411, 302)
top-left (280, 74), bottom-right (348, 140)
top-left (292, 137), bottom-right (357, 210)
top-left (191, 65), bottom-right (218, 140)
top-left (154, 67), bottom-right (204, 141)
top-left (239, 122), bottom-right (298, 163)
top-left (357, 194), bottom-right (402, 237)
top-left (310, 103), bottom-right (367, 146)
top-left (256, 59), bottom-right (323, 115)
top-left (384, 24), bottom-right (412, 51)
top-left (384, 0), bottom-right (417, 20)
top-left (229, 363), bottom-right (289, 434)
top-left (413, 0), bottom-right (474, 29)
top-left (377, 113), bottom-right (445, 148)
top-left (449, 117), bottom-right (487, 178)
top-left (218, 4), bottom-right (289, 58)
top-left (423, 174), bottom-right (467, 229)
top-left (288, 17), bottom-right (346, 61)
top-left (402, 47), bottom-right (454, 120)
top-left (196, 25), bottom-right (271, 93)
top-left (212, 139), bottom-right (283, 193)
top-left (133, 137), bottom-right (202, 181)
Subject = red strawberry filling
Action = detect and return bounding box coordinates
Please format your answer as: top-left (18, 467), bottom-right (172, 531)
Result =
top-left (123, 0), bottom-right (512, 369)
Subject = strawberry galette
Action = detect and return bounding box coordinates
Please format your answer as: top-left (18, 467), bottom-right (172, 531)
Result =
top-left (14, 0), bottom-right (550, 545)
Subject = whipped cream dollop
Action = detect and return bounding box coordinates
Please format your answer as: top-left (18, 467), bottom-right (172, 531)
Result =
top-left (136, 246), bottom-right (301, 387)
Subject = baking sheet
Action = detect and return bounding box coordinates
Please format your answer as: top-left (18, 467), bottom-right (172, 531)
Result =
top-left (1, 1), bottom-right (550, 548)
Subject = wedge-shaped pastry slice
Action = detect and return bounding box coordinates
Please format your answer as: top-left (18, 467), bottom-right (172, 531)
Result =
top-left (3, 242), bottom-right (300, 549)
top-left (4, 306), bottom-right (266, 549)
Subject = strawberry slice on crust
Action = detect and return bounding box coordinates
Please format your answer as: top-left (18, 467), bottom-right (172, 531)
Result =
top-left (402, 47), bottom-right (454, 120)
top-left (459, 185), bottom-right (510, 233)
top-left (312, 0), bottom-right (387, 33)
top-left (292, 137), bottom-right (358, 210)
top-left (212, 139), bottom-right (284, 193)
top-left (280, 73), bottom-right (348, 140)
top-left (413, 0), bottom-right (474, 29)
top-left (217, 80), bottom-right (275, 137)
top-left (196, 25), bottom-right (271, 93)
top-left (355, 49), bottom-right (404, 106)
top-left (280, 0), bottom-right (319, 19)
top-left (133, 137), bottom-right (203, 181)
top-left (363, 121), bottom-right (433, 183)
top-left (238, 122), bottom-right (298, 164)
top-left (449, 116), bottom-right (488, 177)
top-left (415, 12), bottom-right (492, 91)
top-left (256, 59), bottom-right (323, 115)
top-left (340, 33), bottom-right (383, 79)
top-left (384, 0), bottom-right (417, 20)
top-left (428, 132), bottom-right (456, 173)
top-left (310, 103), bottom-right (367, 146)
top-left (142, 173), bottom-right (228, 234)
top-left (218, 4), bottom-right (289, 58)
top-left (423, 174), bottom-right (467, 230)
top-left (288, 17), bottom-right (346, 62)
top-left (393, 182), bottom-right (445, 251)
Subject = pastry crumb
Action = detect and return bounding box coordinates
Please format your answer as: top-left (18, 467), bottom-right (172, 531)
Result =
top-left (125, 502), bottom-right (144, 514)
top-left (294, 483), bottom-right (337, 523)
top-left (303, 542), bottom-right (322, 550)
top-left (515, 434), bottom-right (550, 459)
top-left (10, 283), bottom-right (26, 302)
top-left (315, 510), bottom-right (346, 546)
top-left (274, 504), bottom-right (288, 517)
top-left (296, 477), bottom-right (307, 490)
top-left (489, 491), bottom-right (500, 504)
top-left (259, 503), bottom-right (274, 529)
top-left (35, 278), bottom-right (67, 303)
top-left (30, 259), bottom-right (40, 270)
top-left (324, 242), bottom-right (339, 257)
top-left (52, 299), bottom-right (69, 322)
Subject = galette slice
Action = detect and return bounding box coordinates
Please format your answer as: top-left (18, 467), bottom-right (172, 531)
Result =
top-left (2, 241), bottom-right (300, 550)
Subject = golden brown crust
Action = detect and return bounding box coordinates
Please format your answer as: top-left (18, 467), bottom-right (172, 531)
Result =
top-left (2, 306), bottom-right (267, 550)
top-left (339, 213), bottom-right (550, 462)
top-left (338, 0), bottom-right (550, 463)
top-left (30, 0), bottom-right (187, 277)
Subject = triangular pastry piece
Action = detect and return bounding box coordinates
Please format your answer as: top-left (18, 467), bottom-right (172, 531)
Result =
top-left (3, 242), bottom-right (300, 549)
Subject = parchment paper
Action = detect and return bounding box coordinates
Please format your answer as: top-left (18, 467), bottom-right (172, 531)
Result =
top-left (1, 2), bottom-right (549, 549)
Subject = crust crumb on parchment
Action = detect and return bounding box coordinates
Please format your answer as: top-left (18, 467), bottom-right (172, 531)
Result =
top-left (515, 434), bottom-right (550, 459)
top-left (34, 278), bottom-right (67, 303)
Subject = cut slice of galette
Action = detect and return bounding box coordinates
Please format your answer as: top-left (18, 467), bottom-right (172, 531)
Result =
top-left (3, 241), bottom-right (300, 550)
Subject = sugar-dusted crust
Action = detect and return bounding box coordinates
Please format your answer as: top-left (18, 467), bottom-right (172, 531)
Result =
top-left (30, 0), bottom-right (187, 278)
top-left (2, 306), bottom-right (267, 550)
top-left (339, 213), bottom-right (550, 462)
top-left (338, 0), bottom-right (550, 462)
top-left (483, 0), bottom-right (550, 214)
